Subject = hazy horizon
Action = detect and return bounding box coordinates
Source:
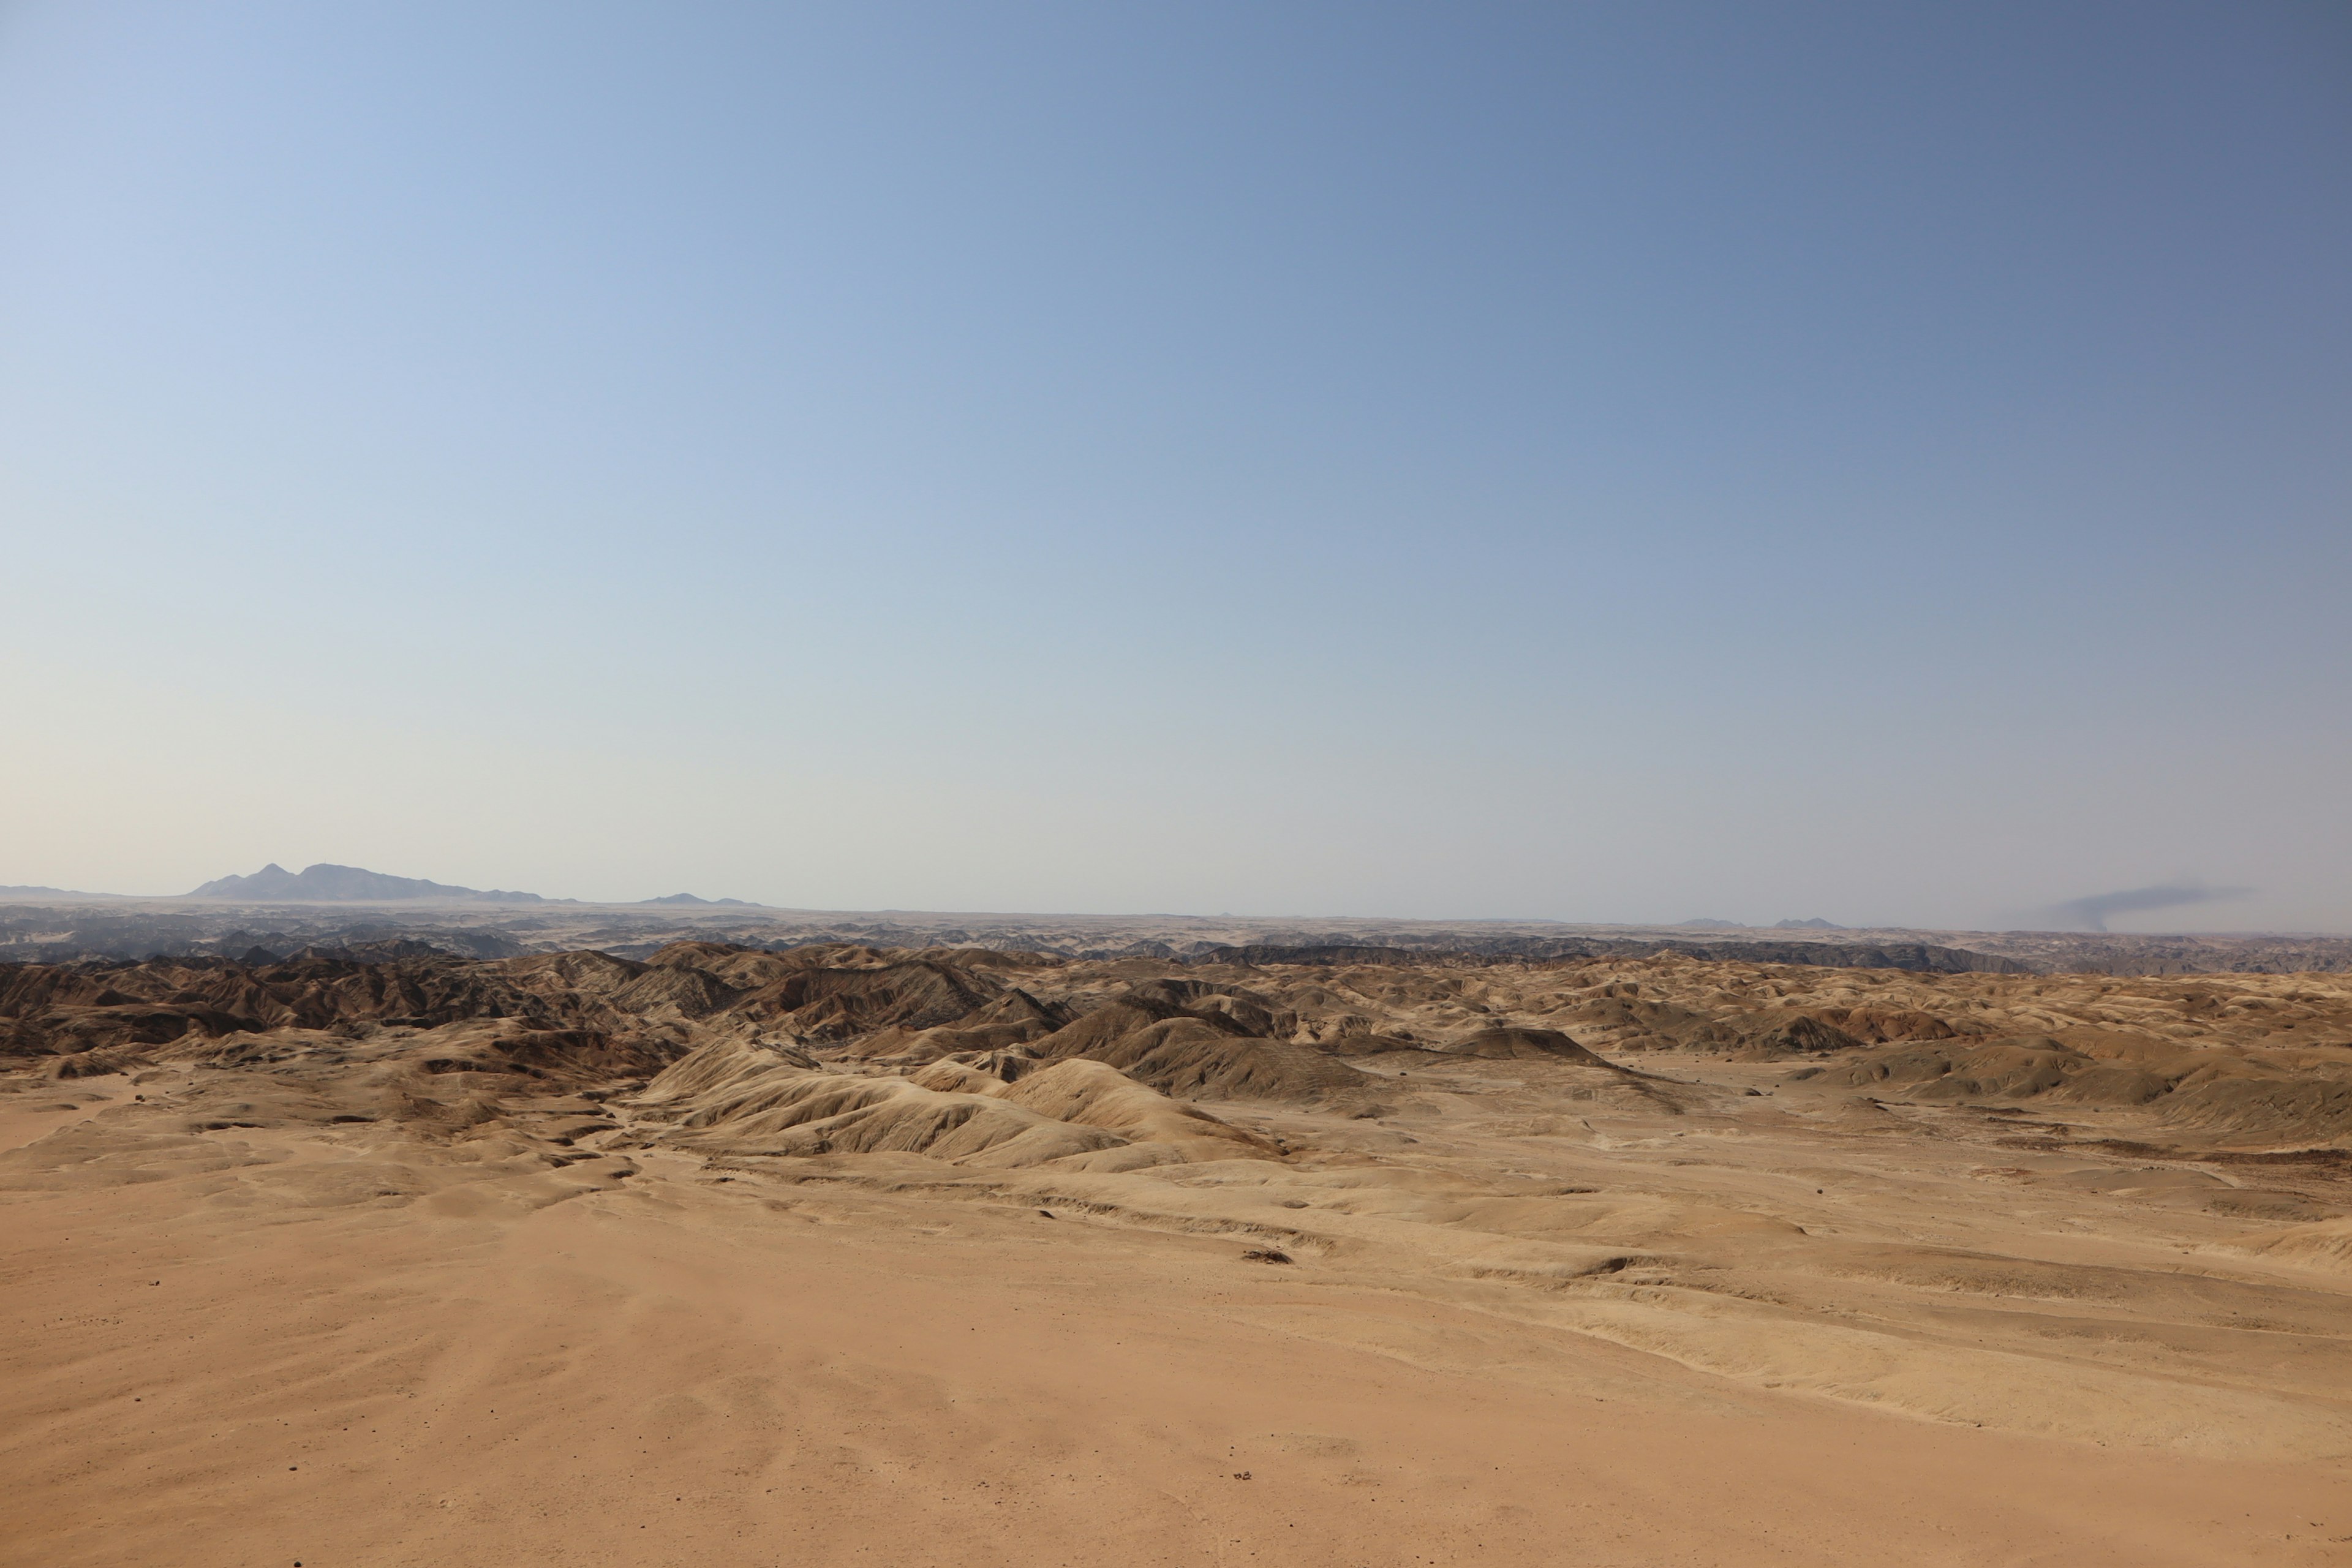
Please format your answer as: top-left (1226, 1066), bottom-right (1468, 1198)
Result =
top-left (4, 3), bottom-right (2345, 933)
top-left (4, 859), bottom-right (2335, 940)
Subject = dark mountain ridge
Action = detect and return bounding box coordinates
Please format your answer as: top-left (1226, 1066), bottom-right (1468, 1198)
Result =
top-left (184, 865), bottom-right (755, 909)
top-left (190, 863), bottom-right (548, 903)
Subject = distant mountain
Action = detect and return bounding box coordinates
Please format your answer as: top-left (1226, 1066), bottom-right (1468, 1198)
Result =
top-left (187, 863), bottom-right (545, 903)
top-left (1676, 918), bottom-right (1746, 929)
top-left (1773, 917), bottom-right (1845, 930)
top-left (638, 893), bottom-right (753, 907)
top-left (0, 884), bottom-right (118, 902)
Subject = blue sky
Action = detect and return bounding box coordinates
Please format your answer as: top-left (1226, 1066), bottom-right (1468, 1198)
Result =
top-left (2, 2), bottom-right (2346, 929)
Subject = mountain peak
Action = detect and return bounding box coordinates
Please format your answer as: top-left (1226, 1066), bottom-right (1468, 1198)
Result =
top-left (187, 863), bottom-right (545, 904)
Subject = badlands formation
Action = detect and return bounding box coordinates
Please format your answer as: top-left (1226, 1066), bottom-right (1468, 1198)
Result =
top-left (6, 935), bottom-right (2352, 1565)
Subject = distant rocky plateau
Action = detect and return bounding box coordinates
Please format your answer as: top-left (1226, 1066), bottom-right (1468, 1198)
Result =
top-left (187, 862), bottom-right (549, 903)
top-left (0, 882), bottom-right (2345, 975)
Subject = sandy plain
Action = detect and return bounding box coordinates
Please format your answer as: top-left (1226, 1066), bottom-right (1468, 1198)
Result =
top-left (4, 943), bottom-right (2350, 1566)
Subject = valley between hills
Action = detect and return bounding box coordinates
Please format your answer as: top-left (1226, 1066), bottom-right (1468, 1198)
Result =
top-left (6, 925), bottom-right (2351, 1565)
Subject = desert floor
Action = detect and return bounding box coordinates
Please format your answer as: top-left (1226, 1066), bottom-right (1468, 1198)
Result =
top-left (6, 1033), bottom-right (2348, 1568)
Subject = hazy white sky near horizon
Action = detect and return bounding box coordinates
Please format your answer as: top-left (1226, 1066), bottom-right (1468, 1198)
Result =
top-left (2, 2), bottom-right (2346, 931)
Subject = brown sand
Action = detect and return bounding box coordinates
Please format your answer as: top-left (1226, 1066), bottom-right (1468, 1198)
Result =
top-left (4, 948), bottom-right (2351, 1565)
top-left (4, 1145), bottom-right (2343, 1568)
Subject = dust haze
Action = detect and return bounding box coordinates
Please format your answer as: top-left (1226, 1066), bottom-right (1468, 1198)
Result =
top-left (2052, 883), bottom-right (2259, 933)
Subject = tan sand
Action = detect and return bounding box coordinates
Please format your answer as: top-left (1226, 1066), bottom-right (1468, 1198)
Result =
top-left (1, 1121), bottom-right (2345, 1566)
top-left (4, 946), bottom-right (2350, 1565)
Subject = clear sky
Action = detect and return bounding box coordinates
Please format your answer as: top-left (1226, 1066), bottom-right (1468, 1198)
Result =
top-left (2, 2), bottom-right (2346, 930)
